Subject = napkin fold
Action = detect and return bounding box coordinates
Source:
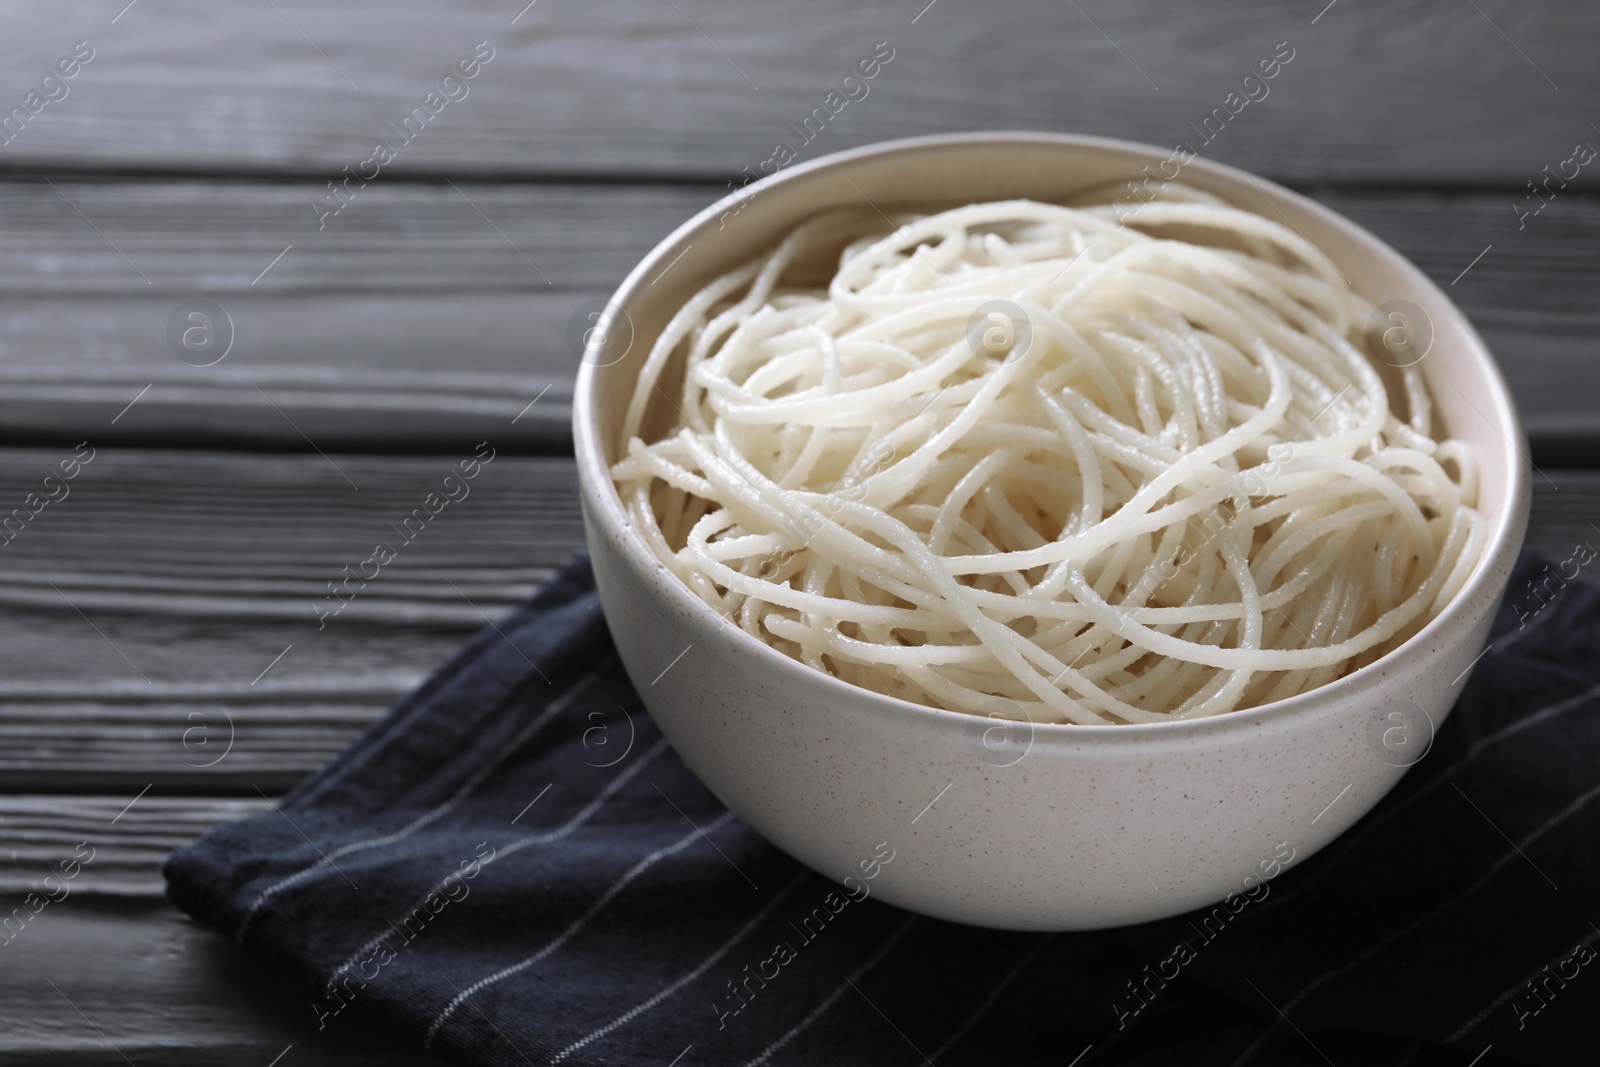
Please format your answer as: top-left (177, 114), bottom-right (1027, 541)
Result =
top-left (166, 552), bottom-right (1600, 1066)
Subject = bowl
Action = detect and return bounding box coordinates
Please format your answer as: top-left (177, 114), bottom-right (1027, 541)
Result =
top-left (572, 132), bottom-right (1530, 930)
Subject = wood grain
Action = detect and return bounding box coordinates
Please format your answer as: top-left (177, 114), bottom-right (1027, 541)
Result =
top-left (0, 0), bottom-right (1590, 185)
top-left (0, 447), bottom-right (585, 790)
top-left (0, 898), bottom-right (439, 1065)
top-left (2, 180), bottom-right (1598, 454)
top-left (0, 795), bottom-right (266, 895)
top-left (0, 179), bottom-right (712, 449)
top-left (0, 447), bottom-right (583, 616)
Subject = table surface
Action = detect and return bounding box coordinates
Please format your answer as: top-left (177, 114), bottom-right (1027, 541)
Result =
top-left (1, 2), bottom-right (1596, 1062)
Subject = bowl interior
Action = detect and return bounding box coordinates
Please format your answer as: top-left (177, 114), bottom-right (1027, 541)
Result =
top-left (577, 132), bottom-right (1526, 726)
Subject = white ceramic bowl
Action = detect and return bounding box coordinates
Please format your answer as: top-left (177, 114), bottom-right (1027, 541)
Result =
top-left (572, 133), bottom-right (1530, 930)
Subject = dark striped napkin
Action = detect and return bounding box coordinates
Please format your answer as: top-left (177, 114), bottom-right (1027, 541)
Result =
top-left (165, 551), bottom-right (1600, 1067)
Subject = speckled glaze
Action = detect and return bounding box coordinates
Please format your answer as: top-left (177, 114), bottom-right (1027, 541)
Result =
top-left (572, 133), bottom-right (1530, 930)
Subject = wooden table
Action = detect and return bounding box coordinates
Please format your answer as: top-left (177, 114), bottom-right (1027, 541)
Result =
top-left (0, 2), bottom-right (1594, 1062)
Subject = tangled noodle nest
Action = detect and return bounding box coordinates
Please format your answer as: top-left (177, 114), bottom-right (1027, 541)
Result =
top-left (611, 187), bottom-right (1483, 724)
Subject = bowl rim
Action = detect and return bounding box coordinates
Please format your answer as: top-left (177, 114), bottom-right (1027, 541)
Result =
top-left (572, 130), bottom-right (1531, 745)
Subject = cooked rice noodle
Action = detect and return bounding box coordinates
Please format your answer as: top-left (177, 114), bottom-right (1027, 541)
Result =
top-left (610, 188), bottom-right (1483, 724)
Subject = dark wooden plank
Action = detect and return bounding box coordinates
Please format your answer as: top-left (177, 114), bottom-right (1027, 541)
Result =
top-left (0, 179), bottom-right (714, 450)
top-left (0, 447), bottom-right (583, 617)
top-left (0, 180), bottom-right (705, 293)
top-left (1312, 188), bottom-right (1600, 459)
top-left (0, 293), bottom-right (578, 450)
top-left (0, 796), bottom-right (266, 896)
top-left (3, 180), bottom-right (1599, 454)
top-left (1520, 472), bottom-right (1600, 555)
top-left (0, 447), bottom-right (586, 791)
top-left (0, 699), bottom-right (387, 794)
top-left (0, 898), bottom-right (440, 1065)
top-left (0, 0), bottom-right (1590, 184)
top-left (0, 292), bottom-right (585, 447)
